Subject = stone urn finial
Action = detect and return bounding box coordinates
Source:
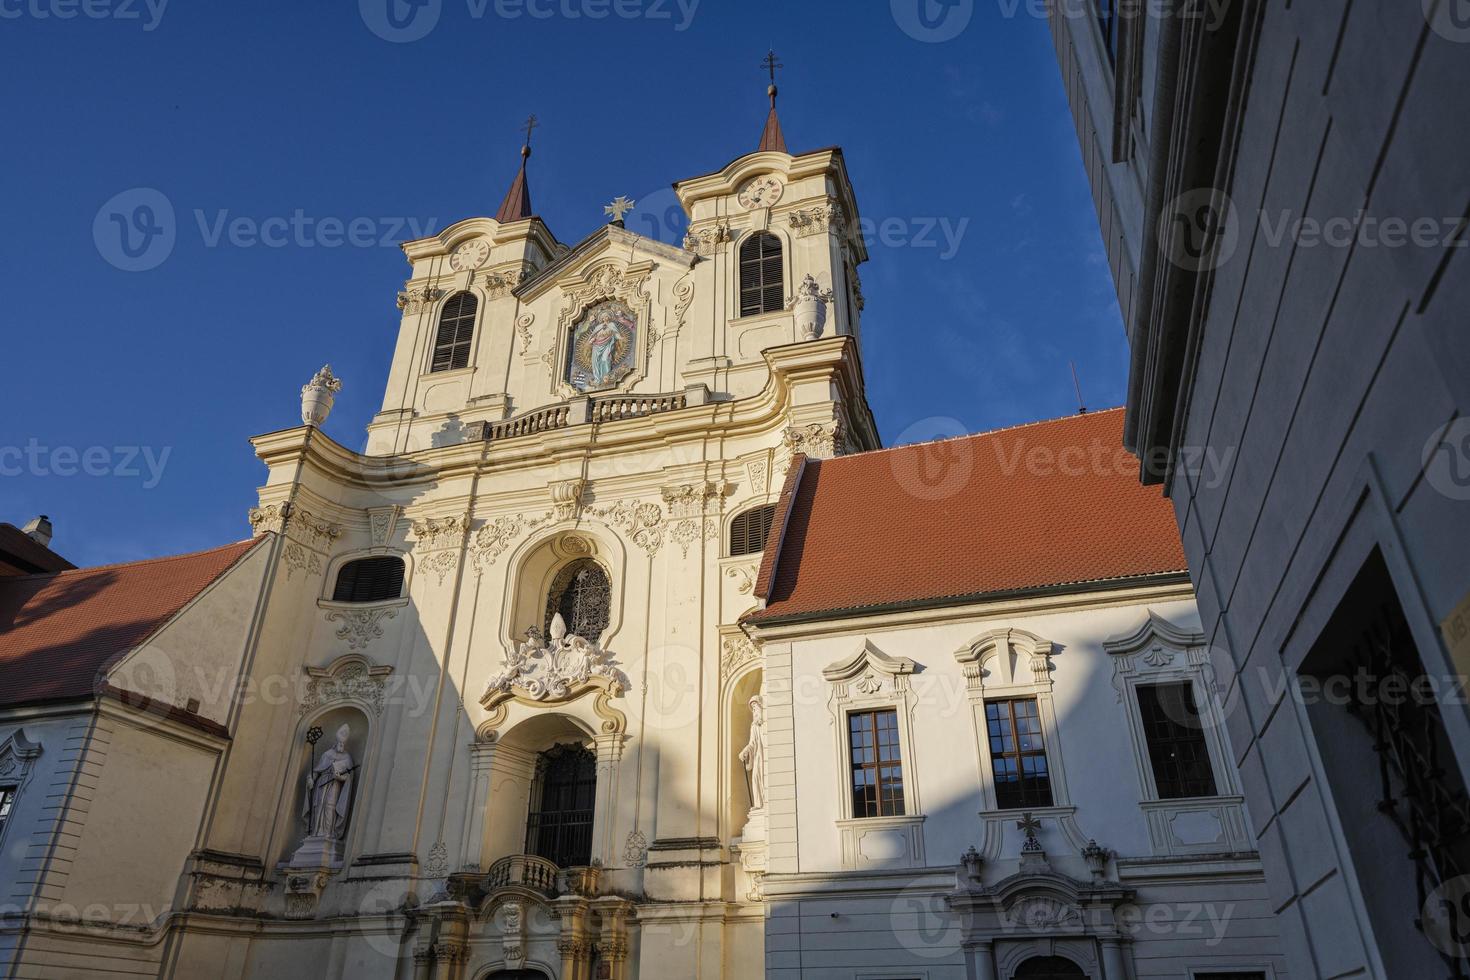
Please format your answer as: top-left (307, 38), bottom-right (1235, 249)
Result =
top-left (301, 364), bottom-right (343, 427)
top-left (790, 274), bottom-right (833, 341)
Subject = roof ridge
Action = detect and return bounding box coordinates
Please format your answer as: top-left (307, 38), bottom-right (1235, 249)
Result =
top-left (6, 537), bottom-right (258, 581)
top-left (818, 406), bottom-right (1125, 465)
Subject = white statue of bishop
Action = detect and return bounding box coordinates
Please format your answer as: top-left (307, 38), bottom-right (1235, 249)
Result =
top-left (304, 723), bottom-right (355, 840)
top-left (739, 695), bottom-right (768, 812)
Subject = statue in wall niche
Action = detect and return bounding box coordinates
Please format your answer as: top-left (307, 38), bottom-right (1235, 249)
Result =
top-left (739, 695), bottom-right (768, 812)
top-left (304, 724), bottom-right (356, 840)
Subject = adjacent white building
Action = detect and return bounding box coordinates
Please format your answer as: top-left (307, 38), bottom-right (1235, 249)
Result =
top-left (1, 87), bottom-right (1291, 979)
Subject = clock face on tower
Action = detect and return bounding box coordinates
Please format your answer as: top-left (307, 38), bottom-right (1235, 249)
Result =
top-left (449, 239), bottom-right (490, 272)
top-left (738, 175), bottom-right (784, 210)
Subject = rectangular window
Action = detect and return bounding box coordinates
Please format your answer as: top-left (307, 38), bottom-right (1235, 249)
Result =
top-left (849, 709), bottom-right (904, 818)
top-left (1096, 0), bottom-right (1119, 64)
top-left (986, 698), bottom-right (1053, 810)
top-left (1137, 682), bottom-right (1218, 799)
top-left (0, 787), bottom-right (13, 837)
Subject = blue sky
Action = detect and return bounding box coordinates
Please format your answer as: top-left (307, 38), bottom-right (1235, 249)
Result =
top-left (0, 0), bottom-right (1126, 567)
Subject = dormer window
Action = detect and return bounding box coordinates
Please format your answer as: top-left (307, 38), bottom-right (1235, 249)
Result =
top-left (430, 291), bottom-right (478, 372)
top-left (739, 232), bottom-right (784, 316)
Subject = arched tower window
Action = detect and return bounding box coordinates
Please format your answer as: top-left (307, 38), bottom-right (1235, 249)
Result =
top-left (332, 556), bottom-right (405, 602)
top-left (525, 743), bottom-right (596, 868)
top-left (543, 558), bottom-right (611, 643)
top-left (430, 291), bottom-right (478, 372)
top-left (729, 504), bottom-right (776, 557)
top-left (739, 232), bottom-right (784, 316)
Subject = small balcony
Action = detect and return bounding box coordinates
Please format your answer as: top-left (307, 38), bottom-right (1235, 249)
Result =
top-left (451, 854), bottom-right (602, 904)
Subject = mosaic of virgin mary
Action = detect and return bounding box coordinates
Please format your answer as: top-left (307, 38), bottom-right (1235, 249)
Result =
top-left (567, 300), bottom-right (637, 392)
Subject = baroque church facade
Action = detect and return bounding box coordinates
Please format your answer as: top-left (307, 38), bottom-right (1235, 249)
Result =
top-left (1, 90), bottom-right (1290, 979)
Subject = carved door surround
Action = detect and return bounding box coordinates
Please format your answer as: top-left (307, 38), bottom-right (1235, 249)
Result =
top-left (948, 859), bottom-right (1136, 980)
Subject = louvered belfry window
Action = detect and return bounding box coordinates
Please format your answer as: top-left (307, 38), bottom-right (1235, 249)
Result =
top-left (729, 504), bottom-right (776, 557)
top-left (332, 556), bottom-right (406, 603)
top-left (430, 291), bottom-right (478, 372)
top-left (738, 233), bottom-right (784, 317)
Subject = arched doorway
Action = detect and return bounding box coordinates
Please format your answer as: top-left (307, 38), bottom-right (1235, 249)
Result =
top-left (525, 742), bottom-right (597, 867)
top-left (1014, 955), bottom-right (1087, 979)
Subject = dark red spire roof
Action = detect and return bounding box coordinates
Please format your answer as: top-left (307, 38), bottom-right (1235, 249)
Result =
top-left (494, 145), bottom-right (533, 223)
top-left (758, 84), bottom-right (788, 153)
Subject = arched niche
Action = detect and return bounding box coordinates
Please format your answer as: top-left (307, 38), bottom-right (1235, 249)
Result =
top-left (281, 703), bottom-right (373, 870)
top-left (499, 529), bottom-right (625, 652)
top-left (726, 668), bottom-right (764, 839)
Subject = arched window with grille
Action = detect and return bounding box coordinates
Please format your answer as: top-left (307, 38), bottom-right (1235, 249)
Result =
top-left (429, 291), bottom-right (478, 372)
top-left (332, 555), bottom-right (405, 603)
top-left (525, 743), bottom-right (596, 868)
top-left (729, 504), bottom-right (776, 557)
top-left (738, 232), bottom-right (784, 317)
top-left (543, 558), bottom-right (611, 643)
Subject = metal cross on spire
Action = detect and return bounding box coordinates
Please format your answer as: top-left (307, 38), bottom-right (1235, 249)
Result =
top-left (761, 49), bottom-right (783, 85)
top-left (522, 114), bottom-right (539, 148)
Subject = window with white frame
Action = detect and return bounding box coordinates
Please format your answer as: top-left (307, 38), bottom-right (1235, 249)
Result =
top-left (0, 786), bottom-right (14, 838)
top-left (822, 641), bottom-right (926, 870)
top-left (985, 697), bottom-right (1054, 810)
top-left (1105, 612), bottom-right (1251, 856)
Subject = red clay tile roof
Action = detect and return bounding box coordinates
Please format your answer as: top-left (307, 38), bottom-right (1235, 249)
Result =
top-left (746, 409), bottom-right (1187, 623)
top-left (0, 523), bottom-right (75, 576)
top-left (0, 538), bottom-right (261, 709)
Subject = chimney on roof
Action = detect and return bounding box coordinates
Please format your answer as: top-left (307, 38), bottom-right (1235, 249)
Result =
top-left (22, 515), bottom-right (53, 548)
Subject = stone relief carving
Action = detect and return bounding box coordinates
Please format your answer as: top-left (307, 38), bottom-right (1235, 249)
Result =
top-left (300, 655), bottom-right (393, 715)
top-left (720, 633), bottom-right (759, 684)
top-left (470, 512), bottom-right (553, 572)
top-left (683, 221), bottom-right (731, 255)
top-left (420, 550), bottom-right (458, 586)
top-left (483, 613), bottom-right (628, 704)
top-left (515, 312), bottom-right (535, 354)
top-left (782, 421), bottom-right (844, 459)
top-left (671, 273), bottom-right (695, 333)
top-left (283, 542), bottom-right (323, 581)
top-left (410, 514), bottom-right (470, 551)
top-left (367, 505), bottom-right (402, 548)
top-left (396, 283), bottom-right (443, 314)
top-left (423, 840), bottom-right (449, 877)
top-left (725, 564), bottom-right (757, 595)
top-left (326, 607), bottom-right (398, 651)
top-left (478, 264), bottom-right (529, 298)
top-left (745, 457), bottom-right (769, 494)
top-left (786, 202), bottom-right (844, 238)
top-left (587, 499), bottom-right (665, 556)
top-left (551, 478), bottom-right (588, 522)
top-left (623, 830), bottom-right (648, 868)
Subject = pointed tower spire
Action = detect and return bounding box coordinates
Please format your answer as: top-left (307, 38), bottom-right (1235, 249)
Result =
top-left (758, 50), bottom-right (788, 153)
top-left (495, 115), bottom-right (537, 223)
